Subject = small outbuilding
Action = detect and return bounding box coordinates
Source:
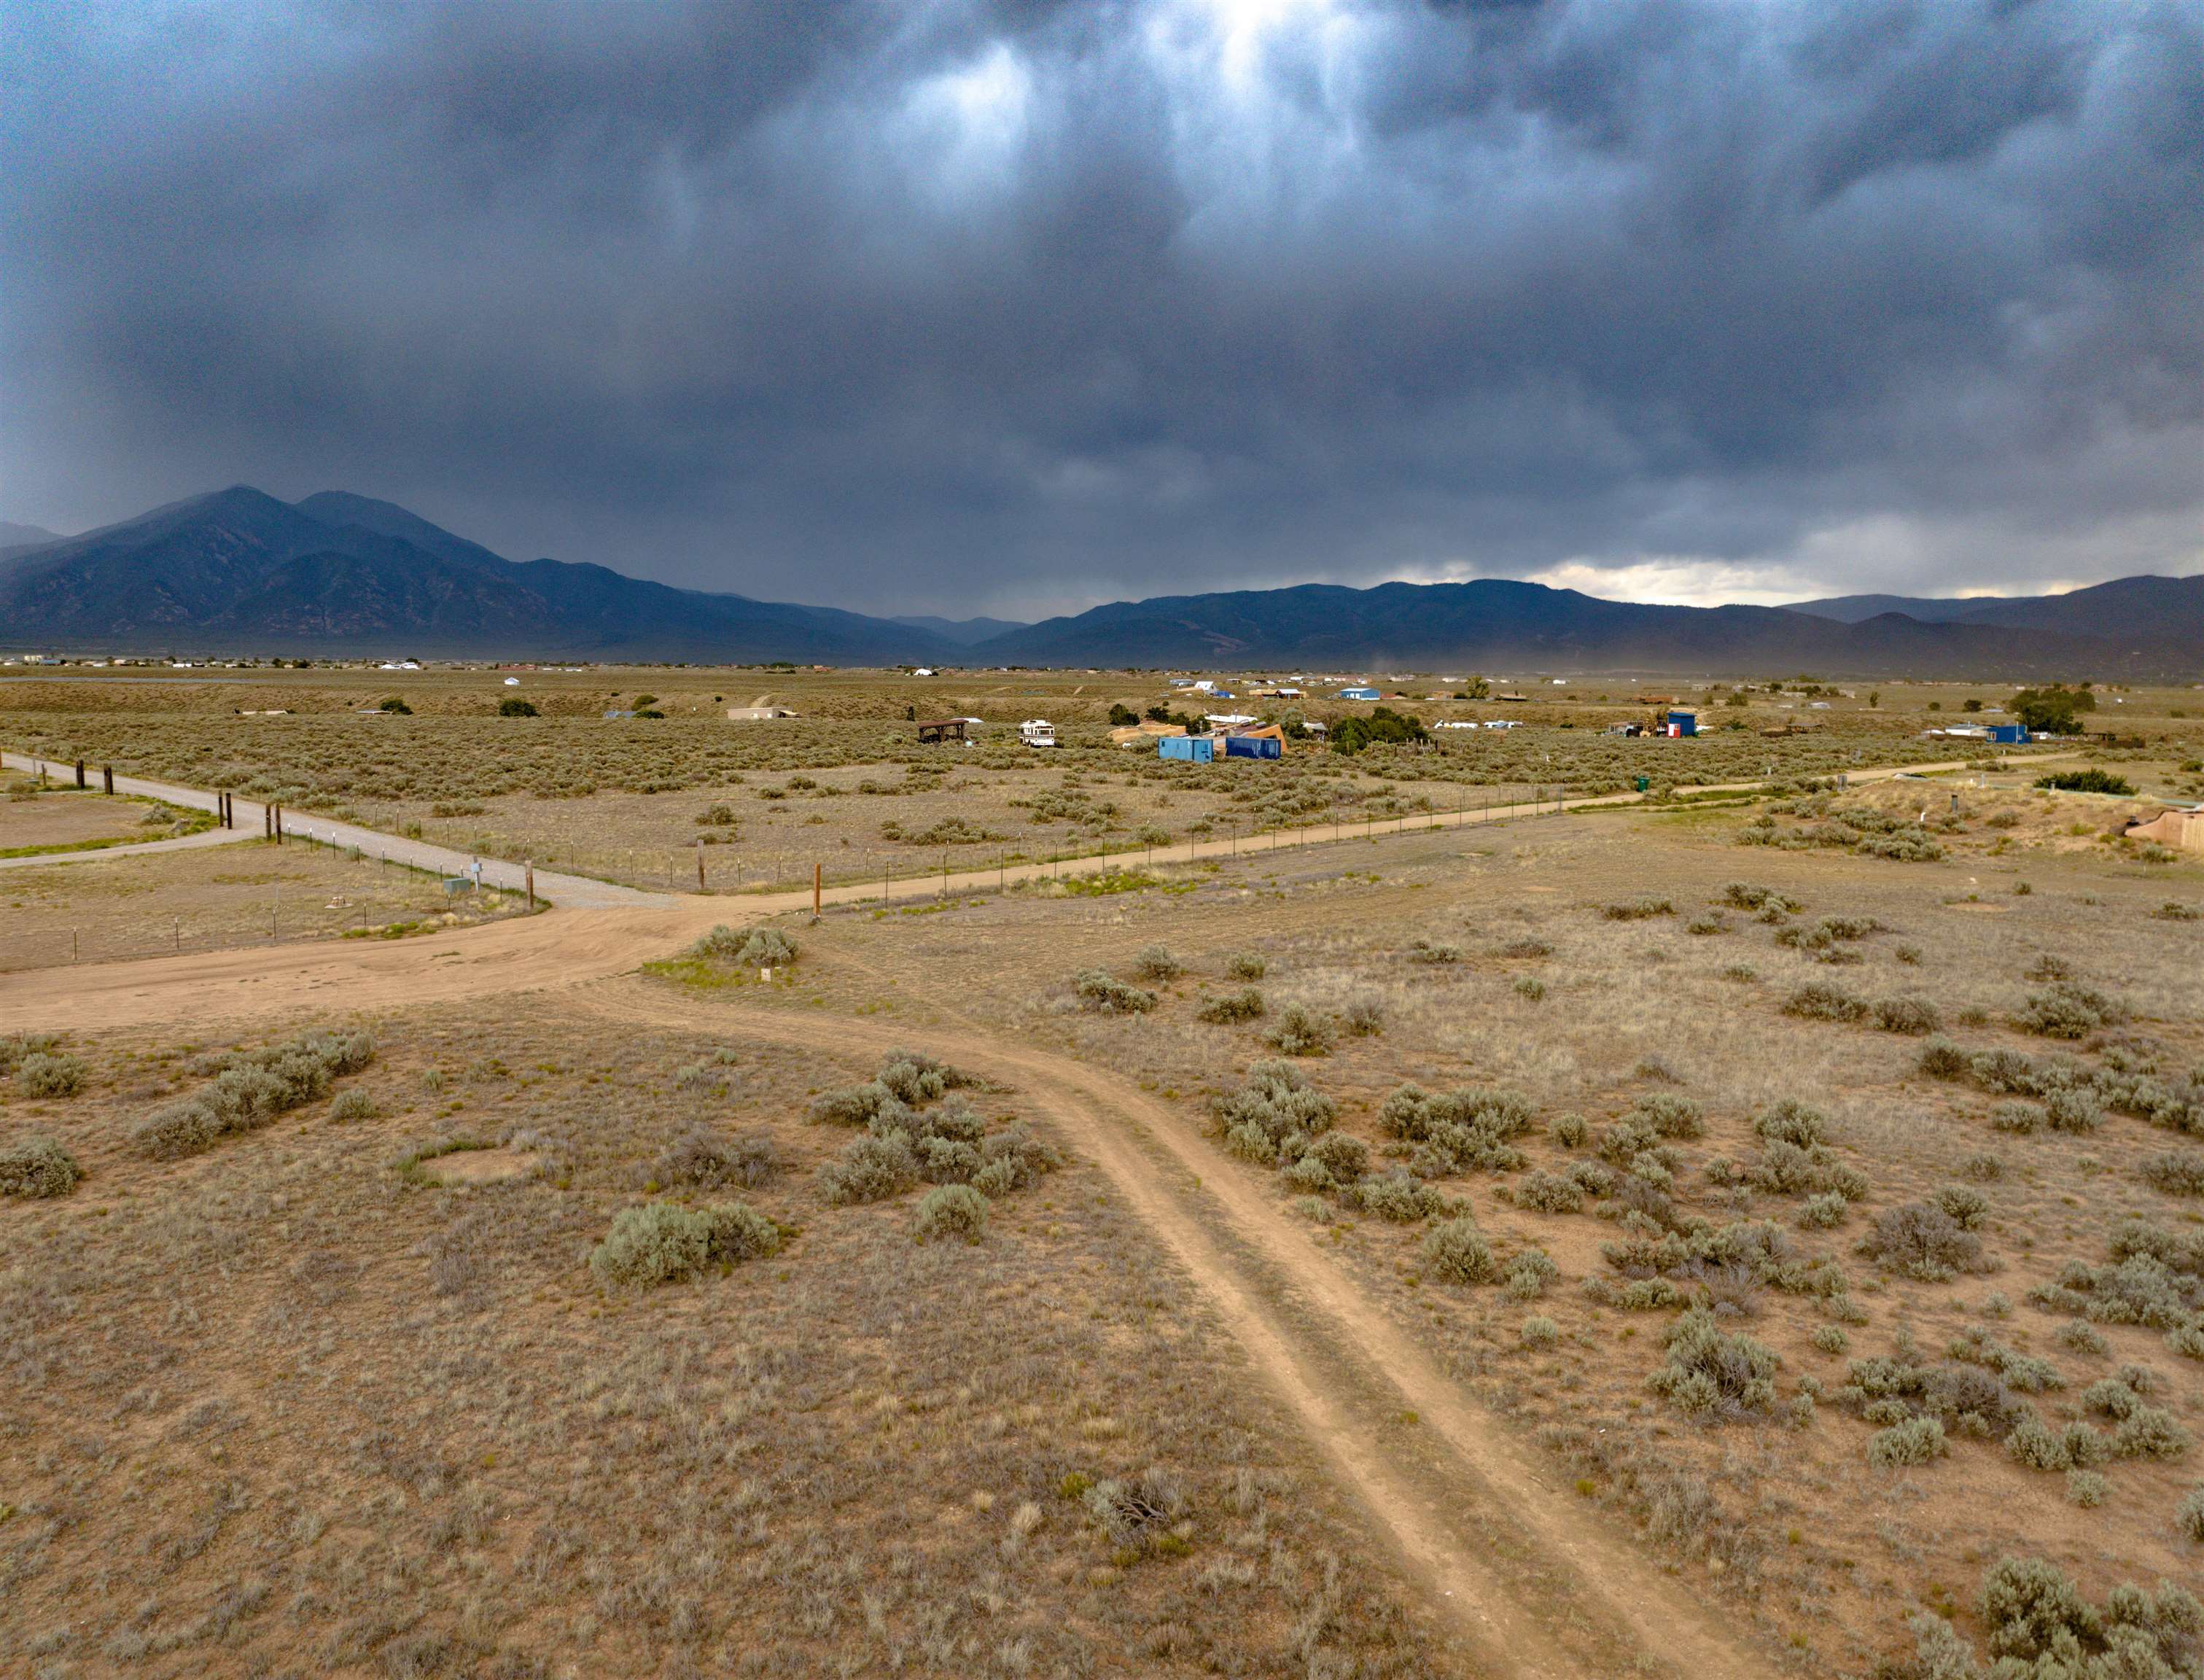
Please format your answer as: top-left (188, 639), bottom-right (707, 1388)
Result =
top-left (915, 718), bottom-right (968, 744)
top-left (728, 705), bottom-right (798, 720)
top-left (1337, 685), bottom-right (1381, 701)
top-left (2126, 808), bottom-right (2204, 854)
top-left (1158, 736), bottom-right (1215, 763)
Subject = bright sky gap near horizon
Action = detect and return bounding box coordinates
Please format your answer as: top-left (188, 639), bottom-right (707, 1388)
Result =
top-left (3, 1), bottom-right (2200, 620)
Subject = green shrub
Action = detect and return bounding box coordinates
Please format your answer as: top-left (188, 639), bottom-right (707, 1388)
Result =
top-left (1550, 1113), bottom-right (1588, 1148)
top-left (130, 1030), bottom-right (375, 1159)
top-left (1266, 1003), bottom-right (1334, 1056)
top-left (2036, 769), bottom-right (2134, 795)
top-left (1917, 1035), bottom-right (1972, 1080)
top-left (2141, 1152), bottom-right (2204, 1197)
top-left (1869, 1415), bottom-right (1948, 1468)
top-left (1506, 1249), bottom-right (1559, 1299)
top-left (1783, 983), bottom-right (1868, 1023)
top-left (1811, 1324), bottom-right (1849, 1356)
top-left (1603, 895), bottom-right (1673, 920)
top-left (1214, 1059), bottom-right (1335, 1164)
top-left (1355, 1169), bottom-right (1446, 1224)
top-left (1934, 1186), bottom-right (1990, 1230)
top-left (1873, 998), bottom-right (1941, 1036)
top-left (1754, 1100), bottom-right (1830, 1148)
top-left (817, 1133), bottom-right (919, 1204)
top-left (1861, 1202), bottom-right (1984, 1281)
top-left (1225, 952), bottom-right (1267, 980)
top-left (1646, 1307), bottom-right (1779, 1418)
top-left (1799, 1192), bottom-right (1849, 1229)
top-left (1076, 970), bottom-right (1156, 1014)
top-left (329, 1088), bottom-right (377, 1121)
top-left (1380, 1081), bottom-right (1535, 1175)
top-left (14, 1051), bottom-right (86, 1098)
top-left (1420, 1216), bottom-right (1495, 1283)
top-left (914, 1183), bottom-right (989, 1243)
top-left (2178, 1484), bottom-right (2204, 1544)
top-left (2016, 981), bottom-right (2122, 1040)
top-left (0, 1032), bottom-right (60, 1072)
top-left (1081, 1468), bottom-right (1186, 1551)
top-left (0, 1136), bottom-right (82, 1198)
top-left (1520, 1315), bottom-right (1561, 1348)
top-left (1516, 1170), bottom-right (1585, 1214)
top-left (2110, 1407), bottom-right (2192, 1461)
top-left (1631, 1093), bottom-right (1703, 1140)
top-left (1512, 975), bottom-right (1546, 1001)
top-left (497, 696), bottom-right (539, 717)
top-left (2065, 1469), bottom-right (2109, 1508)
top-left (1196, 987), bottom-right (1266, 1024)
top-left (1131, 944), bottom-right (1182, 981)
top-left (653, 1129), bottom-right (778, 1190)
top-left (588, 1199), bottom-right (780, 1287)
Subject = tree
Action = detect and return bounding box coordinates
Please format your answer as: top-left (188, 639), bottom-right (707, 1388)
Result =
top-left (1108, 703), bottom-right (1139, 726)
top-left (1331, 707), bottom-right (1428, 755)
top-left (1144, 704), bottom-right (1172, 723)
top-left (2010, 685), bottom-right (2095, 734)
top-left (499, 697), bottom-right (538, 717)
top-left (1962, 698), bottom-right (1982, 713)
top-left (1866, 691), bottom-right (1880, 709)
top-left (378, 696), bottom-right (411, 715)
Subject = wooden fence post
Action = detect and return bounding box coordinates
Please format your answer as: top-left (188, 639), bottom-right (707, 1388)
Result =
top-left (813, 862), bottom-right (822, 919)
top-left (525, 862), bottom-right (535, 909)
top-left (75, 759), bottom-right (85, 788)
top-left (102, 764), bottom-right (114, 794)
top-left (696, 839), bottom-right (706, 892)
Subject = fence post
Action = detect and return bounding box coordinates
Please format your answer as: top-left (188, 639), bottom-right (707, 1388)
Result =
top-left (696, 839), bottom-right (706, 892)
top-left (75, 759), bottom-right (86, 788)
top-left (813, 862), bottom-right (822, 919)
top-left (526, 862), bottom-right (535, 909)
top-left (103, 764), bottom-right (114, 794)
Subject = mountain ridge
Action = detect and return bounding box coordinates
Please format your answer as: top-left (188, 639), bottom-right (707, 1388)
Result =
top-left (1, 486), bottom-right (2196, 677)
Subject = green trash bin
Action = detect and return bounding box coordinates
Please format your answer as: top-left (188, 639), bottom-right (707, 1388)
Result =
top-left (1635, 775), bottom-right (1650, 792)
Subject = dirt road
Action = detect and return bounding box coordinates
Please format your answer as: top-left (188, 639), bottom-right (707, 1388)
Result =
top-left (567, 984), bottom-right (1773, 1679)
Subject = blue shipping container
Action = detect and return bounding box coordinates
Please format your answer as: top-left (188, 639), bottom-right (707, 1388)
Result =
top-left (1224, 735), bottom-right (1282, 759)
top-left (1666, 710), bottom-right (1698, 736)
top-left (1987, 723), bottom-right (2028, 744)
top-left (1158, 736), bottom-right (1215, 762)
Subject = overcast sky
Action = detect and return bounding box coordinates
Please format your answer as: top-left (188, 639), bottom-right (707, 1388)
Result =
top-left (4, 1), bottom-right (2200, 618)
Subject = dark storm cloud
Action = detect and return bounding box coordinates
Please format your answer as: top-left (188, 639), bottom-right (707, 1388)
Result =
top-left (4, 0), bottom-right (2200, 613)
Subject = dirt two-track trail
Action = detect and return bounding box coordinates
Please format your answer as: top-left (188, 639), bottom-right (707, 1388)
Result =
top-left (3, 895), bottom-right (1776, 1680)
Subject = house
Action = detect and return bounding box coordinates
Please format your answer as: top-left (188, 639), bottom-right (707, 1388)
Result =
top-left (1482, 719), bottom-right (1523, 730)
top-left (1158, 735), bottom-right (1215, 763)
top-left (1337, 685), bottom-right (1380, 701)
top-left (727, 705), bottom-right (798, 720)
top-left (1203, 712), bottom-right (1256, 728)
top-left (1986, 723), bottom-right (2028, 744)
top-left (1223, 734), bottom-right (1282, 759)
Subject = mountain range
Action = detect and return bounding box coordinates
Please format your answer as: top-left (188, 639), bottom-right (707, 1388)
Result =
top-left (0, 486), bottom-right (2197, 677)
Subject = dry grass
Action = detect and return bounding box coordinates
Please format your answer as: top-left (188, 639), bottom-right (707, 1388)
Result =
top-left (0, 1005), bottom-right (1465, 1678)
top-left (0, 839), bottom-right (529, 972)
top-left (764, 797), bottom-right (2203, 1673)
